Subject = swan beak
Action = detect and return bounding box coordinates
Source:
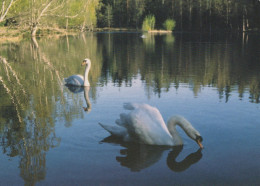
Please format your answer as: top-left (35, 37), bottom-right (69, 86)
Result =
top-left (196, 140), bottom-right (203, 149)
top-left (81, 61), bottom-right (86, 66)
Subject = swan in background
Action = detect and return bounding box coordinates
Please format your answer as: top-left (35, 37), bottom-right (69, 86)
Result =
top-left (99, 103), bottom-right (203, 148)
top-left (64, 58), bottom-right (91, 86)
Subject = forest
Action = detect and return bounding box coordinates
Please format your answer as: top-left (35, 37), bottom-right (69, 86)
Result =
top-left (0, 0), bottom-right (260, 36)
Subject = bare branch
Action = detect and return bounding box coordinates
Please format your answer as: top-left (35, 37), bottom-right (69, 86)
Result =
top-left (0, 0), bottom-right (15, 22)
top-left (43, 13), bottom-right (78, 19)
top-left (37, 1), bottom-right (53, 23)
top-left (44, 0), bottom-right (65, 13)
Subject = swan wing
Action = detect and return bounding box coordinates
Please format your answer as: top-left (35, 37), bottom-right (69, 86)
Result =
top-left (119, 103), bottom-right (174, 145)
top-left (99, 123), bottom-right (128, 138)
top-left (64, 75), bottom-right (84, 86)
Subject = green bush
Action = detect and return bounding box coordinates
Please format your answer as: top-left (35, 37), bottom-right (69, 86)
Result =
top-left (163, 19), bottom-right (176, 31)
top-left (142, 15), bottom-right (155, 31)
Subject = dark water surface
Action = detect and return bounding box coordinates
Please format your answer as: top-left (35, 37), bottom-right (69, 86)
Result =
top-left (0, 32), bottom-right (259, 185)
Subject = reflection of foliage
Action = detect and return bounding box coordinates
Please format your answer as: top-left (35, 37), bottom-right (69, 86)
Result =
top-left (99, 33), bottom-right (260, 102)
top-left (0, 34), bottom-right (102, 185)
top-left (0, 32), bottom-right (259, 184)
top-left (249, 78), bottom-right (260, 103)
top-left (0, 55), bottom-right (61, 185)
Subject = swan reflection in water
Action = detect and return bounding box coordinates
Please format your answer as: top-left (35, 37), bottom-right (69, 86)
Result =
top-left (65, 85), bottom-right (92, 113)
top-left (101, 136), bottom-right (202, 172)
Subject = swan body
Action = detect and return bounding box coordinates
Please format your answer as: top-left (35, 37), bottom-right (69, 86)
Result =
top-left (64, 58), bottom-right (91, 87)
top-left (99, 103), bottom-right (203, 148)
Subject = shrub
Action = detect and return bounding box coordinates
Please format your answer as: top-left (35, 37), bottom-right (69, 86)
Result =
top-left (142, 15), bottom-right (155, 31)
top-left (163, 19), bottom-right (176, 31)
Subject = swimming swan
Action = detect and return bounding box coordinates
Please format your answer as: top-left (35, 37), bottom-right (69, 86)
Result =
top-left (99, 103), bottom-right (203, 148)
top-left (64, 58), bottom-right (91, 86)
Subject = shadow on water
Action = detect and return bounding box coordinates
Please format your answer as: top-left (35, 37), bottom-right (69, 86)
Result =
top-left (101, 135), bottom-right (203, 172)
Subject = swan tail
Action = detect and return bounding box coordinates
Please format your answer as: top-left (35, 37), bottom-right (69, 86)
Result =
top-left (123, 103), bottom-right (139, 110)
top-left (99, 123), bottom-right (127, 137)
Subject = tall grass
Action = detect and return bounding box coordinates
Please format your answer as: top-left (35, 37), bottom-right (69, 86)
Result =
top-left (142, 15), bottom-right (155, 31)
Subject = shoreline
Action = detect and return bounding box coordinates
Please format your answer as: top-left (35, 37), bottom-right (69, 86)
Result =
top-left (1, 26), bottom-right (259, 43)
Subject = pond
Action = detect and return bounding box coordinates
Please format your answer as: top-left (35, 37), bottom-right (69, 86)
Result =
top-left (0, 32), bottom-right (259, 185)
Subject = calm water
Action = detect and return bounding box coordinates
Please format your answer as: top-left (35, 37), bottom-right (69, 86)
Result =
top-left (0, 32), bottom-right (259, 186)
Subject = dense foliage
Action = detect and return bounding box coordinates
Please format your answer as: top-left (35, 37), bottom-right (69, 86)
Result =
top-left (1, 0), bottom-right (260, 33)
top-left (99, 0), bottom-right (260, 32)
top-left (142, 15), bottom-right (155, 31)
top-left (163, 19), bottom-right (176, 31)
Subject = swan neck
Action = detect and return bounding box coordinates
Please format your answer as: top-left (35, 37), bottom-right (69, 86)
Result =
top-left (84, 63), bottom-right (91, 86)
top-left (167, 117), bottom-right (184, 145)
top-left (167, 115), bottom-right (198, 144)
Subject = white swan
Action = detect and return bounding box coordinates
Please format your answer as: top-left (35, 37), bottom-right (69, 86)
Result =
top-left (99, 103), bottom-right (203, 148)
top-left (64, 58), bottom-right (91, 86)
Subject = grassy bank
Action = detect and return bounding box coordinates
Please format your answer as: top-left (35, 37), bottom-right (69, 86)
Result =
top-left (0, 27), bottom-right (24, 43)
top-left (0, 27), bottom-right (79, 43)
top-left (0, 26), bottom-right (173, 44)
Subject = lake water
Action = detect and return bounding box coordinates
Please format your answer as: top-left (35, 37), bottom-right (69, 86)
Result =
top-left (0, 32), bottom-right (259, 185)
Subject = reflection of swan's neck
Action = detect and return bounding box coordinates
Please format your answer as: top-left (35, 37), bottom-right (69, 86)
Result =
top-left (167, 146), bottom-right (202, 172)
top-left (83, 86), bottom-right (92, 112)
top-left (84, 63), bottom-right (91, 86)
top-left (167, 116), bottom-right (196, 145)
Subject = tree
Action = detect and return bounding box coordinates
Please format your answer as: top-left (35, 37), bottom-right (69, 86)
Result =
top-left (0, 0), bottom-right (16, 23)
top-left (30, 0), bottom-right (54, 37)
top-left (104, 4), bottom-right (113, 28)
top-left (9, 0), bottom-right (67, 37)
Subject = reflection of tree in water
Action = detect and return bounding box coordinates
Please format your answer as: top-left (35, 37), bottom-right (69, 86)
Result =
top-left (19, 120), bottom-right (60, 186)
top-left (99, 33), bottom-right (260, 103)
top-left (0, 55), bottom-right (61, 185)
top-left (0, 34), bottom-right (101, 185)
top-left (101, 136), bottom-right (202, 172)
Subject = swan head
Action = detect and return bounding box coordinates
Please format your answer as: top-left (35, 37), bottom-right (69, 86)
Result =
top-left (168, 115), bottom-right (203, 148)
top-left (81, 58), bottom-right (91, 66)
top-left (195, 135), bottom-right (203, 149)
top-left (186, 127), bottom-right (203, 149)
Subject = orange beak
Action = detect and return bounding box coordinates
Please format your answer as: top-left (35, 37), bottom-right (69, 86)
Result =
top-left (81, 61), bottom-right (86, 66)
top-left (197, 140), bottom-right (203, 149)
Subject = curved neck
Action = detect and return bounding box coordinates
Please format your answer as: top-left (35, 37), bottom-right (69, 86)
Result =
top-left (84, 63), bottom-right (91, 86)
top-left (167, 115), bottom-right (194, 145)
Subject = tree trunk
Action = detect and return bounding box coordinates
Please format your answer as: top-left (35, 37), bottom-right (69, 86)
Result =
top-left (31, 24), bottom-right (38, 37)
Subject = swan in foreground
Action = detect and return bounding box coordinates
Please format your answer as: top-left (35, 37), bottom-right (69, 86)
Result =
top-left (99, 103), bottom-right (203, 148)
top-left (64, 58), bottom-right (91, 86)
